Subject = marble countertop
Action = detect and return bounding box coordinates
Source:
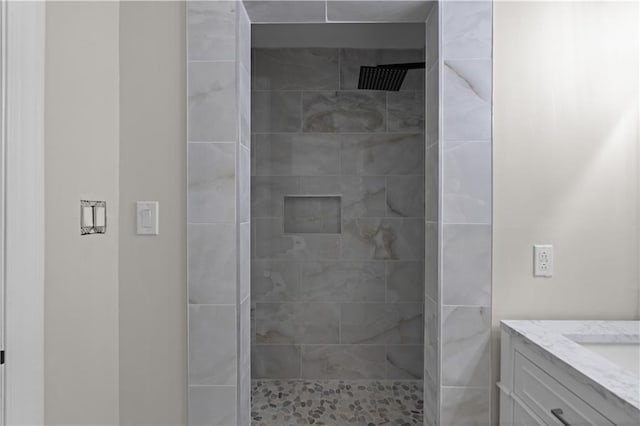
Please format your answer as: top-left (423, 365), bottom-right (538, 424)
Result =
top-left (501, 320), bottom-right (640, 415)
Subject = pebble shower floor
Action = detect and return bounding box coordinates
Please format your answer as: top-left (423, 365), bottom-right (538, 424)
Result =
top-left (251, 380), bottom-right (424, 425)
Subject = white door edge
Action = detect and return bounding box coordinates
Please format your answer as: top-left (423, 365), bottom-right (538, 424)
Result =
top-left (3, 0), bottom-right (45, 424)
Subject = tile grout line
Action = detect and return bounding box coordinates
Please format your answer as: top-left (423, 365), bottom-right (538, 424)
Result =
top-left (299, 91), bottom-right (304, 133)
top-left (338, 300), bottom-right (342, 345)
top-left (337, 47), bottom-right (341, 90)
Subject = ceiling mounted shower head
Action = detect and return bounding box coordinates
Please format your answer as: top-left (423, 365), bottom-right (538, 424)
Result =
top-left (357, 62), bottom-right (426, 91)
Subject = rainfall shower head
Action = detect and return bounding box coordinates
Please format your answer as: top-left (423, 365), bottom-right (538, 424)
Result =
top-left (357, 62), bottom-right (426, 91)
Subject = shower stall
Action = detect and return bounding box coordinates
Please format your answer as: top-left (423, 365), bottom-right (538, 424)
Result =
top-left (187, 2), bottom-right (492, 425)
top-left (250, 34), bottom-right (427, 425)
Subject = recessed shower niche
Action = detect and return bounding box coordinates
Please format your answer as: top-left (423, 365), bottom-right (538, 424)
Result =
top-left (283, 196), bottom-right (342, 234)
top-left (250, 22), bottom-right (428, 425)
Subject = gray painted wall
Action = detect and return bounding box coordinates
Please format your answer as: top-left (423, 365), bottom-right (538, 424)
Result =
top-left (492, 2), bottom-right (639, 423)
top-left (119, 2), bottom-right (187, 424)
top-left (45, 3), bottom-right (120, 423)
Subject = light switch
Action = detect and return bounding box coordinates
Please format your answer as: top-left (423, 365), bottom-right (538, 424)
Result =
top-left (81, 206), bottom-right (94, 227)
top-left (81, 200), bottom-right (106, 235)
top-left (94, 206), bottom-right (106, 227)
top-left (136, 201), bottom-right (159, 235)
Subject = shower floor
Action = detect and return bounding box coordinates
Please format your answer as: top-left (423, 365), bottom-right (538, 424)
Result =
top-left (251, 380), bottom-right (423, 426)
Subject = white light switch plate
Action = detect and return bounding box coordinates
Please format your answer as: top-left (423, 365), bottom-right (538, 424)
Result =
top-left (136, 201), bottom-right (159, 235)
top-left (533, 244), bottom-right (553, 277)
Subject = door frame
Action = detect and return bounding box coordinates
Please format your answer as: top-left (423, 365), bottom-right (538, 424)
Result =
top-left (2, 0), bottom-right (45, 423)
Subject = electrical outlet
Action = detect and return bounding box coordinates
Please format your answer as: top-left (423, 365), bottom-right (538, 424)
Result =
top-left (533, 244), bottom-right (553, 277)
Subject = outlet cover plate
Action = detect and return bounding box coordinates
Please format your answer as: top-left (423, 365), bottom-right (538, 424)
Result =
top-left (533, 244), bottom-right (553, 277)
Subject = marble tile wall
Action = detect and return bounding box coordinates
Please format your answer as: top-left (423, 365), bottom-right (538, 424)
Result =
top-left (424, 4), bottom-right (440, 426)
top-left (187, 2), bottom-right (492, 424)
top-left (242, 1), bottom-right (435, 24)
top-left (187, 1), bottom-right (252, 425)
top-left (238, 5), bottom-right (252, 426)
top-left (438, 2), bottom-right (493, 425)
top-left (251, 47), bottom-right (426, 382)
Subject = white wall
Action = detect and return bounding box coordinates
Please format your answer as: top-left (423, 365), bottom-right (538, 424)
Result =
top-left (45, 2), bottom-right (120, 424)
top-left (493, 0), bottom-right (639, 421)
top-left (45, 2), bottom-right (188, 424)
top-left (118, 2), bottom-right (187, 424)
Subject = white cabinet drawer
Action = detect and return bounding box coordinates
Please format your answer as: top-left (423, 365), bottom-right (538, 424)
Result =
top-left (513, 400), bottom-right (545, 425)
top-left (514, 351), bottom-right (614, 425)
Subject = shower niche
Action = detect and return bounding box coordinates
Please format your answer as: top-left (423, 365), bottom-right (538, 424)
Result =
top-left (250, 22), bottom-right (427, 425)
top-left (283, 195), bottom-right (342, 234)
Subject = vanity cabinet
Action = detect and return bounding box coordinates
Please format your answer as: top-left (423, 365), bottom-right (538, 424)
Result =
top-left (499, 325), bottom-right (638, 426)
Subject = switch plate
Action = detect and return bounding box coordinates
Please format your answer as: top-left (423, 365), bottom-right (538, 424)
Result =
top-left (136, 201), bottom-right (159, 235)
top-left (80, 200), bottom-right (106, 235)
top-left (533, 244), bottom-right (553, 277)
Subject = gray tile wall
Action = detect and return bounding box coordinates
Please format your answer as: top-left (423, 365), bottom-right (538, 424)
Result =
top-left (187, 2), bottom-right (493, 424)
top-left (438, 2), bottom-right (493, 425)
top-left (243, 0), bottom-right (434, 24)
top-left (424, 4), bottom-right (440, 426)
top-left (251, 47), bottom-right (426, 382)
top-left (187, 2), bottom-right (252, 425)
top-left (238, 5), bottom-right (252, 426)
